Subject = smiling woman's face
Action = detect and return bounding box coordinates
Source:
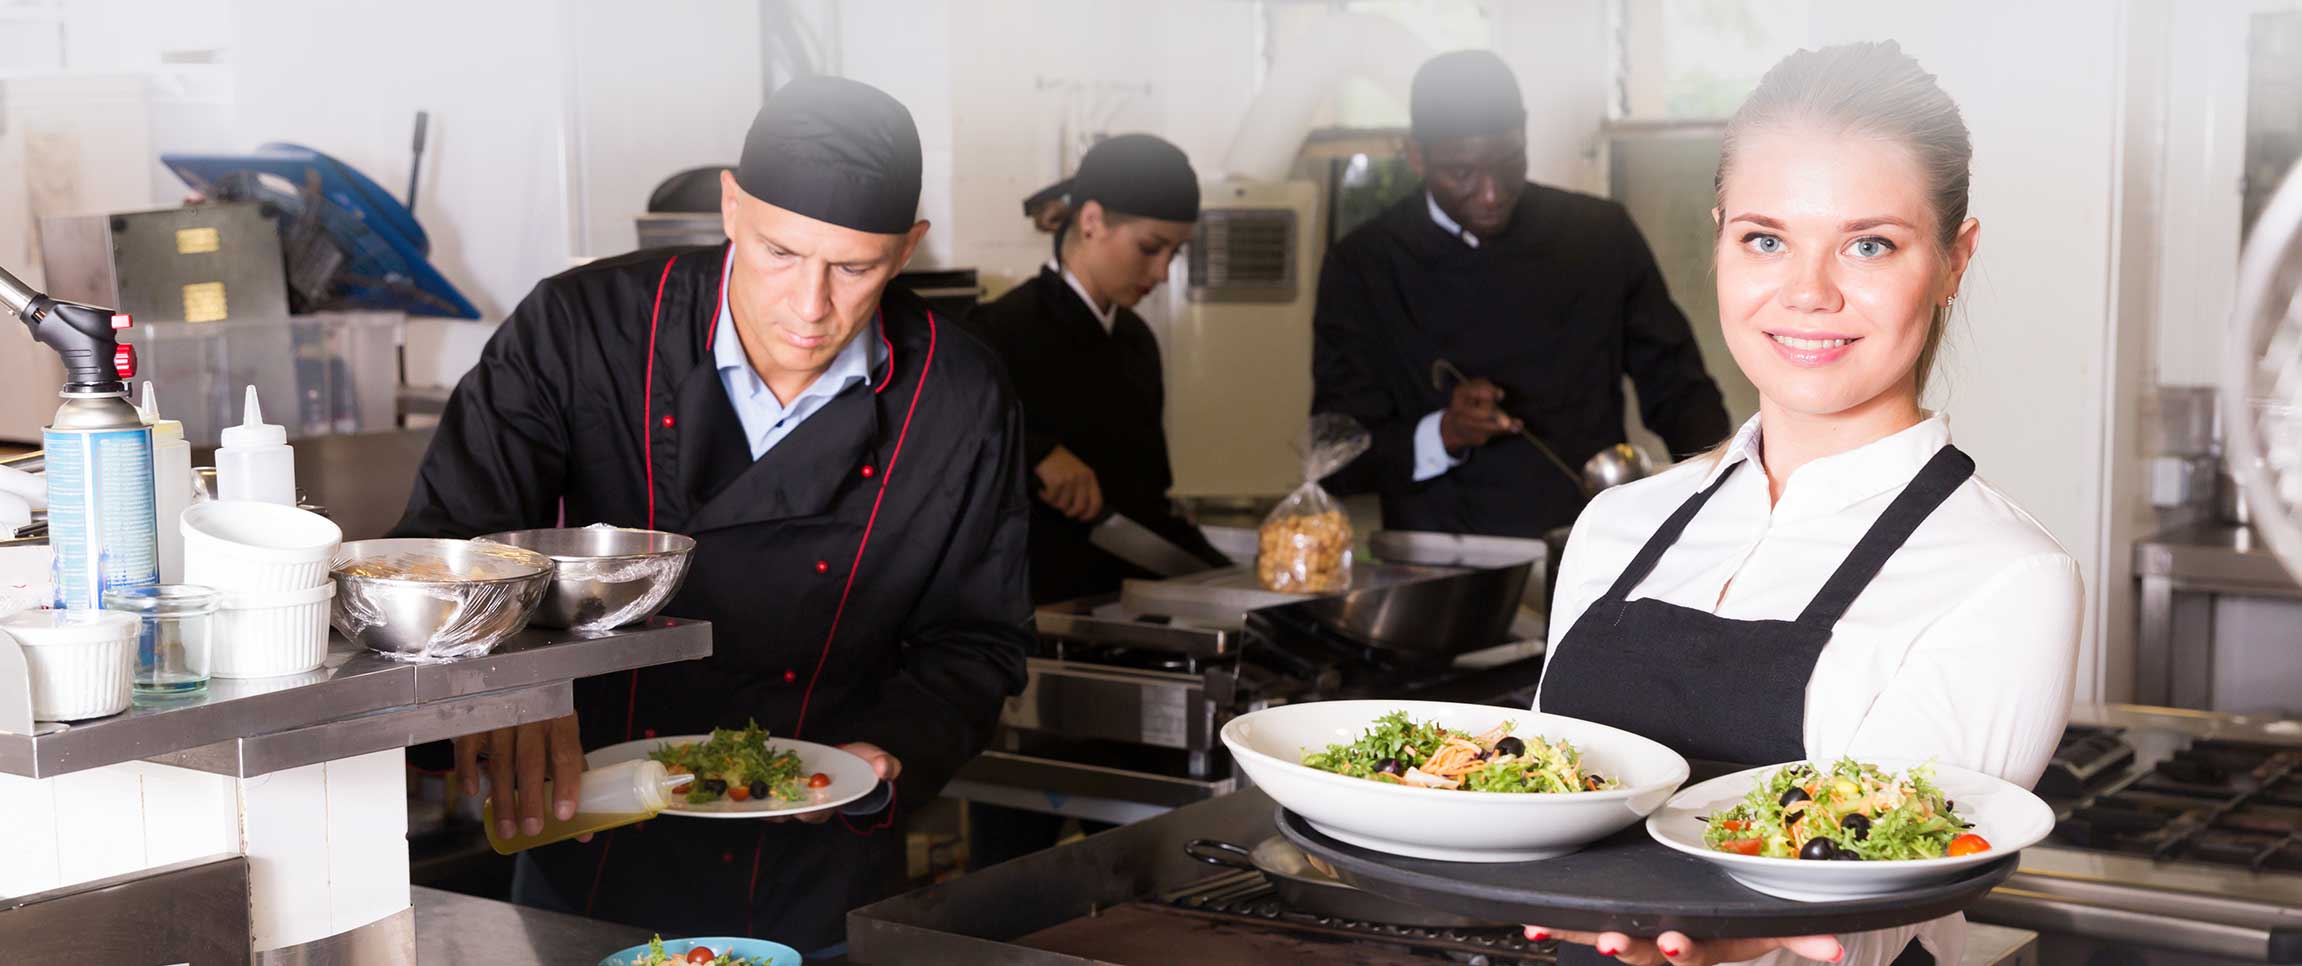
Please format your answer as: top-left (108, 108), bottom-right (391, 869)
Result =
top-left (1714, 126), bottom-right (1979, 420)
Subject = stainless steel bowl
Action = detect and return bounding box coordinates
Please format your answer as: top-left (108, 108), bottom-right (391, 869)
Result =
top-left (331, 538), bottom-right (554, 661)
top-left (475, 525), bottom-right (696, 630)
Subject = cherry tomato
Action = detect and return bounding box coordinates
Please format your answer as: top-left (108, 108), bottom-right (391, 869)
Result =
top-left (684, 946), bottom-right (716, 964)
top-left (1716, 819), bottom-right (1747, 832)
top-left (808, 772), bottom-right (832, 788)
top-left (1719, 837), bottom-right (1765, 856)
top-left (1946, 833), bottom-right (1991, 857)
top-left (727, 784), bottom-right (751, 802)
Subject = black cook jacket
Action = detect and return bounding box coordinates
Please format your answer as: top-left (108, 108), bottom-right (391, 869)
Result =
top-left (392, 243), bottom-right (1032, 950)
top-left (965, 267), bottom-right (1227, 604)
top-left (1313, 185), bottom-right (1730, 538)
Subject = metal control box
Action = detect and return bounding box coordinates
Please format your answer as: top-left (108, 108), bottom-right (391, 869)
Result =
top-left (38, 202), bottom-right (288, 325)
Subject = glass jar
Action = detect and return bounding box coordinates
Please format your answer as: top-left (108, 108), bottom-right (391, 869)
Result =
top-left (103, 584), bottom-right (220, 697)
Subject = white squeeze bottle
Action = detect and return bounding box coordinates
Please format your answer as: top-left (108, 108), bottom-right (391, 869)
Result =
top-left (138, 382), bottom-right (193, 582)
top-left (216, 385), bottom-right (296, 505)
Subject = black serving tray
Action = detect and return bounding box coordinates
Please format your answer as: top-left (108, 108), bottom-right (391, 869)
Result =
top-left (1278, 807), bottom-right (2019, 939)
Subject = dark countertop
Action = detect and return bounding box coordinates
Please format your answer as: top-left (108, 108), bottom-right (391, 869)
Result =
top-left (415, 885), bottom-right (653, 965)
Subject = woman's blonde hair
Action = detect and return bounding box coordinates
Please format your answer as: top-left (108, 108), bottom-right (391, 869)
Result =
top-left (1702, 40), bottom-right (1972, 461)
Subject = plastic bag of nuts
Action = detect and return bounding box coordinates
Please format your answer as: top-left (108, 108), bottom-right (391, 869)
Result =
top-left (1257, 414), bottom-right (1372, 593)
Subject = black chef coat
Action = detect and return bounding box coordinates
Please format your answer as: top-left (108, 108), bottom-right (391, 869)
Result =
top-left (392, 243), bottom-right (1033, 951)
top-left (966, 266), bottom-right (1224, 603)
top-left (1312, 185), bottom-right (1730, 538)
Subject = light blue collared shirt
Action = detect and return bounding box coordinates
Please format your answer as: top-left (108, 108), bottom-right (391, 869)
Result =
top-left (713, 248), bottom-right (884, 460)
top-left (1413, 193), bottom-right (1475, 482)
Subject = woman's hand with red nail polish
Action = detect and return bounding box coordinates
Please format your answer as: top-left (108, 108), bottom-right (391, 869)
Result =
top-left (1528, 926), bottom-right (1843, 966)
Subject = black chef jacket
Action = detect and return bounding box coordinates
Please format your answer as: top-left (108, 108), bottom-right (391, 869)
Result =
top-left (1312, 185), bottom-right (1730, 538)
top-left (966, 266), bottom-right (1225, 603)
top-left (392, 243), bottom-right (1032, 951)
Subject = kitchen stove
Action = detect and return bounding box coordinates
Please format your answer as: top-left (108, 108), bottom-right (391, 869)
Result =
top-left (1972, 709), bottom-right (2302, 964)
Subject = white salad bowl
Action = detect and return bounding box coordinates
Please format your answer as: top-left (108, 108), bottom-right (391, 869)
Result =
top-left (1223, 699), bottom-right (1690, 862)
top-left (1645, 758), bottom-right (2053, 901)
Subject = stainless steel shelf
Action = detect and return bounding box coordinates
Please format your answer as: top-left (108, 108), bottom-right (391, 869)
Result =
top-left (2134, 524), bottom-right (2302, 708)
top-left (0, 617), bottom-right (710, 779)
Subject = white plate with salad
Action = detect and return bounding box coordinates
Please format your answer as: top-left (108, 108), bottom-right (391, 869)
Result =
top-left (599, 934), bottom-right (800, 966)
top-left (1645, 758), bottom-right (2052, 901)
top-left (587, 723), bottom-right (880, 819)
top-left (1222, 699), bottom-right (1689, 862)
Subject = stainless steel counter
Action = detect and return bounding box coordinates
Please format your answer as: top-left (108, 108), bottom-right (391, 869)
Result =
top-left (0, 617), bottom-right (710, 778)
top-left (850, 788), bottom-right (2037, 966)
top-left (415, 886), bottom-right (653, 965)
top-left (2134, 524), bottom-right (2302, 707)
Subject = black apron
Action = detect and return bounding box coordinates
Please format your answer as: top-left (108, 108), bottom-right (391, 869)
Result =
top-left (1539, 444), bottom-right (1973, 966)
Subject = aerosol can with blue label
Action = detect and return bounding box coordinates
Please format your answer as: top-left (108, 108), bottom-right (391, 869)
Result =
top-left (0, 264), bottom-right (157, 609)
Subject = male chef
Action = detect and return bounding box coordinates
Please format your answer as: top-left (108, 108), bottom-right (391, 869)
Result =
top-left (1314, 50), bottom-right (1729, 537)
top-left (394, 76), bottom-right (1032, 953)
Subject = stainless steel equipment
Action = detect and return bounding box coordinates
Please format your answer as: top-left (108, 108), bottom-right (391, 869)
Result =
top-left (1184, 836), bottom-right (1498, 928)
top-left (1088, 512), bottom-right (1221, 579)
top-left (331, 538), bottom-right (554, 660)
top-left (1584, 442), bottom-right (1655, 493)
top-left (477, 525), bottom-right (696, 630)
top-left (39, 203), bottom-right (289, 325)
top-left (2133, 524), bottom-right (2302, 709)
top-left (1968, 704), bottom-right (2302, 963)
top-left (850, 786), bottom-right (2042, 966)
top-left (947, 533), bottom-right (1546, 824)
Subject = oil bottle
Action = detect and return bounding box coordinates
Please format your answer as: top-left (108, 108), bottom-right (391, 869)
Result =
top-left (485, 758), bottom-right (693, 854)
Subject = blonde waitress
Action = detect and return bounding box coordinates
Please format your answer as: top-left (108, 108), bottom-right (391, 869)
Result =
top-left (1531, 42), bottom-right (2083, 966)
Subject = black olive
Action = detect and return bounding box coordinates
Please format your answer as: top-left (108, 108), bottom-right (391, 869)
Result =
top-left (1944, 800), bottom-right (1955, 812)
top-left (1779, 786), bottom-right (1812, 808)
top-left (749, 780), bottom-right (770, 800)
top-left (1839, 813), bottom-right (1871, 840)
top-left (1833, 849), bottom-right (1865, 861)
top-left (703, 778), bottom-right (728, 796)
top-left (1494, 737), bottom-right (1526, 758)
top-left (1584, 774), bottom-right (1608, 791)
top-left (1375, 757), bottom-right (1403, 776)
top-left (1799, 837), bottom-right (1837, 861)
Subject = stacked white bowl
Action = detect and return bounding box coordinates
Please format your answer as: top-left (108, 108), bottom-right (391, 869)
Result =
top-left (182, 501), bottom-right (343, 678)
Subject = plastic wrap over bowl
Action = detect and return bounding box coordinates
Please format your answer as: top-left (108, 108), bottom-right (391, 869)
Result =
top-left (331, 538), bottom-right (554, 662)
top-left (475, 524), bottom-right (695, 630)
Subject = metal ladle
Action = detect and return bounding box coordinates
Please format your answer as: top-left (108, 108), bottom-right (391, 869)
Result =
top-left (1430, 359), bottom-right (1655, 496)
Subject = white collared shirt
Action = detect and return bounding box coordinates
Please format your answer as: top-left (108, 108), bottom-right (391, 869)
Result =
top-left (1537, 413), bottom-right (2082, 966)
top-left (1045, 259), bottom-right (1117, 333)
top-left (1426, 192), bottom-right (1480, 249)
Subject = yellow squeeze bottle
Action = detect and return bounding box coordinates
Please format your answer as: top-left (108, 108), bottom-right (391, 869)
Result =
top-left (485, 758), bottom-right (691, 854)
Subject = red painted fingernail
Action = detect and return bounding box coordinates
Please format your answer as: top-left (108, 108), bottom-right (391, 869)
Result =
top-left (1525, 927), bottom-right (1549, 941)
top-left (1831, 947), bottom-right (1845, 963)
top-left (1661, 943), bottom-right (1682, 957)
top-left (1600, 944), bottom-right (1620, 956)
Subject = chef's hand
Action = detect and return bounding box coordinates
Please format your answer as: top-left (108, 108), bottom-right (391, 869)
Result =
top-left (1523, 926), bottom-right (1843, 966)
top-left (1035, 446), bottom-right (1104, 521)
top-left (457, 713), bottom-right (587, 843)
top-left (1440, 378), bottom-right (1521, 452)
top-left (776, 742), bottom-right (901, 825)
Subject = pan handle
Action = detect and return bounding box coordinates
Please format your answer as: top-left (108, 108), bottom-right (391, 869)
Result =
top-left (1183, 838), bottom-right (1259, 871)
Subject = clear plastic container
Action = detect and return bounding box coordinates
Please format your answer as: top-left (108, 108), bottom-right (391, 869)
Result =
top-left (104, 584), bottom-right (219, 697)
top-left (125, 312), bottom-right (405, 448)
top-left (484, 758), bottom-right (691, 854)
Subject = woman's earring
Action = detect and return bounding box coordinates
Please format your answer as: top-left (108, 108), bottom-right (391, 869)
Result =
top-left (1945, 295), bottom-right (1957, 308)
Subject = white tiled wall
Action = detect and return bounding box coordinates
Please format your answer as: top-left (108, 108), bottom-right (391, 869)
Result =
top-left (0, 749), bottom-right (412, 955)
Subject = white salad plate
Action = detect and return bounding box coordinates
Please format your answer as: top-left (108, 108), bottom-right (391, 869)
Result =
top-left (1222, 699), bottom-right (1690, 862)
top-left (1645, 758), bottom-right (2054, 901)
top-left (588, 735), bottom-right (880, 819)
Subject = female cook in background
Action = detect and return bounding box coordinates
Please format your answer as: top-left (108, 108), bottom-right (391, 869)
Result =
top-left (1530, 42), bottom-right (2082, 966)
top-left (965, 133), bottom-right (1228, 606)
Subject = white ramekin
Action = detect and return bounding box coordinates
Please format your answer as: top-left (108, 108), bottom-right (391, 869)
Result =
top-left (1, 609), bottom-right (137, 721)
top-left (212, 583), bottom-right (336, 679)
top-left (182, 501), bottom-right (342, 593)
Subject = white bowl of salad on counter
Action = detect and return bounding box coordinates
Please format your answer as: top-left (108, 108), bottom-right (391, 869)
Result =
top-left (1645, 758), bottom-right (2053, 901)
top-left (1222, 699), bottom-right (1690, 862)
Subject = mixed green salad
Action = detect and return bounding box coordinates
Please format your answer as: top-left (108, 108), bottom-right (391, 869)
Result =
top-left (1299, 710), bottom-right (1614, 793)
top-left (1703, 759), bottom-right (1990, 861)
top-left (630, 935), bottom-right (769, 965)
top-left (647, 722), bottom-right (826, 806)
